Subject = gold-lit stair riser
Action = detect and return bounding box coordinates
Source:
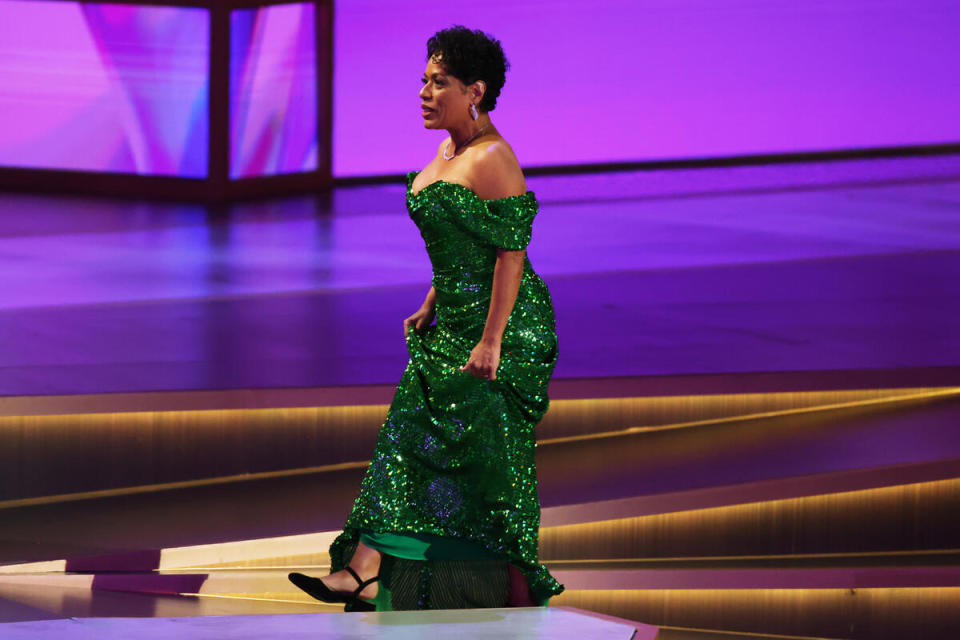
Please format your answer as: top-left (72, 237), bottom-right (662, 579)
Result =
top-left (536, 393), bottom-right (960, 507)
top-left (536, 389), bottom-right (944, 442)
top-left (176, 553), bottom-right (330, 571)
top-left (2, 388), bottom-right (956, 503)
top-left (654, 627), bottom-right (840, 640)
top-left (0, 405), bottom-right (387, 501)
top-left (539, 478), bottom-right (960, 561)
top-left (553, 588), bottom-right (960, 640)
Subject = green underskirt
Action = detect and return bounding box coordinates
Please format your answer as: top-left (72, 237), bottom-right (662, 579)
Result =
top-left (357, 529), bottom-right (526, 611)
top-left (359, 529), bottom-right (500, 561)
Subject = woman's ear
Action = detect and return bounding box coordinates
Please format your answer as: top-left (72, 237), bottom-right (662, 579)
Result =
top-left (473, 80), bottom-right (486, 103)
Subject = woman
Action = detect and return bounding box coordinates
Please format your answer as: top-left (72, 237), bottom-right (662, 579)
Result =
top-left (289, 25), bottom-right (561, 611)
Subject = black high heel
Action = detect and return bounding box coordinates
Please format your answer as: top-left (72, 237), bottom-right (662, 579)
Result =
top-left (288, 567), bottom-right (379, 609)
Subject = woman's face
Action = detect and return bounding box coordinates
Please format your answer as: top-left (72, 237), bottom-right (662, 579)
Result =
top-left (419, 56), bottom-right (468, 129)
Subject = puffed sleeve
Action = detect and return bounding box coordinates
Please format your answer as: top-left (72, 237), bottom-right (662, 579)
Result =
top-left (460, 192), bottom-right (539, 251)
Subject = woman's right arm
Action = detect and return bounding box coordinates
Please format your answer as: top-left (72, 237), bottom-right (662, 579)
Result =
top-left (422, 286), bottom-right (436, 311)
top-left (403, 286), bottom-right (437, 337)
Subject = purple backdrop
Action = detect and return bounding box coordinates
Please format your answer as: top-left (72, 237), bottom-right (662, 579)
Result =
top-left (0, 0), bottom-right (209, 176)
top-left (230, 2), bottom-right (318, 178)
top-left (333, 0), bottom-right (960, 176)
top-left (1, 1), bottom-right (957, 179)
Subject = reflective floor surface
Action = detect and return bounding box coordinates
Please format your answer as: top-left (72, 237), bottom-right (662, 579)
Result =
top-left (2, 154), bottom-right (959, 397)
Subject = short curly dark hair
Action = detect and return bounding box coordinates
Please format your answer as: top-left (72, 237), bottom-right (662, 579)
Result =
top-left (426, 25), bottom-right (510, 113)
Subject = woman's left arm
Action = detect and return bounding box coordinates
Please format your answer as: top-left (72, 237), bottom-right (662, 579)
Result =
top-left (460, 248), bottom-right (525, 380)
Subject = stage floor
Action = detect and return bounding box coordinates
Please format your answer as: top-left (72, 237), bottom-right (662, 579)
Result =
top-left (0, 604), bottom-right (650, 640)
top-left (1, 154), bottom-right (959, 397)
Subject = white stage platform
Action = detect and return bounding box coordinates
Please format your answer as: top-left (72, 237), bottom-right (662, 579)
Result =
top-left (0, 606), bottom-right (653, 640)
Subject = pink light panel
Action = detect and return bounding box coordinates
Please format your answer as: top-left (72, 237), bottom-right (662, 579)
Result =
top-left (229, 2), bottom-right (318, 179)
top-left (0, 0), bottom-right (209, 177)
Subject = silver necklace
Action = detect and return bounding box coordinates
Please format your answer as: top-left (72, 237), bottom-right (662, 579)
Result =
top-left (443, 124), bottom-right (489, 160)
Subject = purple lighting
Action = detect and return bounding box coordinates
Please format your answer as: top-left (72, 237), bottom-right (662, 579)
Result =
top-left (229, 2), bottom-right (318, 179)
top-left (0, 0), bottom-right (209, 177)
top-left (332, 0), bottom-right (960, 176)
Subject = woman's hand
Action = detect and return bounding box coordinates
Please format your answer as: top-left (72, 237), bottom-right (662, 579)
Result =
top-left (403, 304), bottom-right (435, 338)
top-left (460, 339), bottom-right (501, 380)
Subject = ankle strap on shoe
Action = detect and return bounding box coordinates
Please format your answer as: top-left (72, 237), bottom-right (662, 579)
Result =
top-left (345, 565), bottom-right (380, 597)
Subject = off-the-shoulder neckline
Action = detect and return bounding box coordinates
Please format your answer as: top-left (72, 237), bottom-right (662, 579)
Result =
top-left (406, 170), bottom-right (534, 203)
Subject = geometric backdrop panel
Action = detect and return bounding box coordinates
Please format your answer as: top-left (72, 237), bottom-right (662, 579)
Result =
top-left (230, 2), bottom-right (317, 178)
top-left (0, 0), bottom-right (209, 177)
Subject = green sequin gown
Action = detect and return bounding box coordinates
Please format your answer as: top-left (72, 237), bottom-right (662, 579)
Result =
top-left (328, 170), bottom-right (562, 608)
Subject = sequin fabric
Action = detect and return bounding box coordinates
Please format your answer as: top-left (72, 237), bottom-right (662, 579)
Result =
top-left (327, 170), bottom-right (562, 606)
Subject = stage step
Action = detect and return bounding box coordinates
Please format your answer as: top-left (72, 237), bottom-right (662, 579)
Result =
top-left (538, 390), bottom-right (960, 512)
top-left (3, 564), bottom-right (956, 597)
top-left (2, 564), bottom-right (952, 638)
top-left (541, 476), bottom-right (960, 563)
top-left (0, 605), bottom-right (650, 640)
top-left (655, 627), bottom-right (842, 640)
top-left (554, 586), bottom-right (960, 640)
top-left (2, 385), bottom-right (958, 638)
top-left (3, 386), bottom-right (957, 505)
top-left (2, 465), bottom-right (956, 567)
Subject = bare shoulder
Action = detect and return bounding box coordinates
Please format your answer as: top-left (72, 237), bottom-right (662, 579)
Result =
top-left (467, 139), bottom-right (526, 200)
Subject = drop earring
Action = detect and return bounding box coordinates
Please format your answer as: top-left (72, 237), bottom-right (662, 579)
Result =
top-left (469, 103), bottom-right (479, 120)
